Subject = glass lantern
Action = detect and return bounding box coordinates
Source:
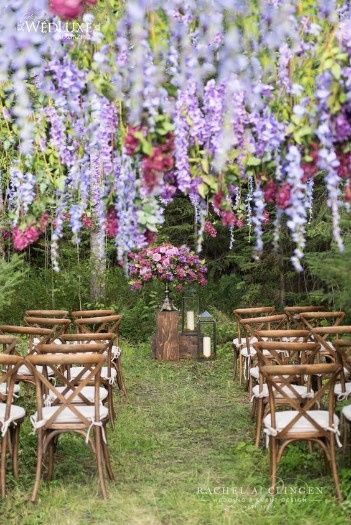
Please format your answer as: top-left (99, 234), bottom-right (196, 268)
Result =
top-left (181, 289), bottom-right (199, 333)
top-left (198, 311), bottom-right (217, 360)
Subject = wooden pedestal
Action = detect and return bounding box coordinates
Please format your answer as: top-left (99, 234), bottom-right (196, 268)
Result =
top-left (153, 311), bottom-right (180, 361)
top-left (179, 333), bottom-right (199, 359)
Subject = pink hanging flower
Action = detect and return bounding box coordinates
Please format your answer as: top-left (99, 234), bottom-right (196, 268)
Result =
top-left (204, 221), bottom-right (217, 238)
top-left (276, 183), bottom-right (292, 209)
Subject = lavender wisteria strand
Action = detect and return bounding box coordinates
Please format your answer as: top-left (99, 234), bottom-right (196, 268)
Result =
top-left (284, 145), bottom-right (308, 272)
top-left (174, 92), bottom-right (192, 192)
top-left (316, 71), bottom-right (344, 251)
top-left (252, 182), bottom-right (265, 257)
top-left (8, 163), bottom-right (36, 223)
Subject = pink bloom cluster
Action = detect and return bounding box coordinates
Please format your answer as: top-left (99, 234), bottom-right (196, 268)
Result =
top-left (128, 243), bottom-right (208, 290)
top-left (106, 208), bottom-right (118, 238)
top-left (204, 221), bottom-right (217, 238)
top-left (50, 0), bottom-right (97, 19)
top-left (125, 127), bottom-right (175, 193)
top-left (263, 180), bottom-right (292, 209)
top-left (12, 212), bottom-right (49, 251)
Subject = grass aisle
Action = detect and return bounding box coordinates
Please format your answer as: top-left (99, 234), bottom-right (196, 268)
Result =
top-left (1, 343), bottom-right (351, 525)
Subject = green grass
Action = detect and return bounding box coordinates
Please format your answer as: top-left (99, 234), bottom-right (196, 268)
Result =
top-left (1, 343), bottom-right (351, 524)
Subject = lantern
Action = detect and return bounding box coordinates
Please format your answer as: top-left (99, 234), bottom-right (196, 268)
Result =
top-left (181, 289), bottom-right (199, 333)
top-left (198, 311), bottom-right (217, 360)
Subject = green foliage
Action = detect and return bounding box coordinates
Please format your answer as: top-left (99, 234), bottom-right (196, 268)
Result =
top-left (0, 255), bottom-right (27, 320)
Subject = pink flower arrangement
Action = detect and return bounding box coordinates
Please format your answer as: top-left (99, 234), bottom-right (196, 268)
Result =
top-left (12, 212), bottom-right (50, 251)
top-left (128, 243), bottom-right (208, 290)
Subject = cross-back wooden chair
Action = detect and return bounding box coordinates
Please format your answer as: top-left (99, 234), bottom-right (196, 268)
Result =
top-left (25, 310), bottom-right (69, 318)
top-left (238, 314), bottom-right (288, 391)
top-left (0, 325), bottom-right (54, 384)
top-left (284, 306), bottom-right (325, 328)
top-left (0, 353), bottom-right (25, 497)
top-left (261, 362), bottom-right (342, 500)
top-left (73, 315), bottom-right (125, 395)
top-left (24, 316), bottom-right (71, 339)
top-left (252, 340), bottom-right (320, 447)
top-left (27, 349), bottom-right (114, 502)
top-left (307, 325), bottom-right (351, 364)
top-left (233, 307), bottom-right (275, 380)
top-left (57, 333), bottom-right (116, 421)
top-left (0, 336), bottom-right (20, 401)
top-left (299, 311), bottom-right (345, 331)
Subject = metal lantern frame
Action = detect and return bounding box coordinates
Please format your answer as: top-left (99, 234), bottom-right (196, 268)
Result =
top-left (198, 311), bottom-right (217, 360)
top-left (181, 288), bottom-right (200, 333)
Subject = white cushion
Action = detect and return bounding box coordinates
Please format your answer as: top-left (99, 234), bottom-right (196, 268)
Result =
top-left (47, 386), bottom-right (108, 404)
top-left (341, 404), bottom-right (351, 421)
top-left (64, 366), bottom-right (117, 382)
top-left (0, 402), bottom-right (25, 424)
top-left (16, 364), bottom-right (54, 377)
top-left (252, 383), bottom-right (313, 399)
top-left (334, 382), bottom-right (351, 398)
top-left (0, 383), bottom-right (20, 396)
top-left (240, 347), bottom-right (256, 357)
top-left (250, 366), bottom-right (259, 379)
top-left (31, 404), bottom-right (108, 426)
top-left (264, 410), bottom-right (339, 435)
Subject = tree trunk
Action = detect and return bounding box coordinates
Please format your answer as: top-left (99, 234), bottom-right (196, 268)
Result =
top-left (153, 311), bottom-right (180, 361)
top-left (90, 229), bottom-right (106, 301)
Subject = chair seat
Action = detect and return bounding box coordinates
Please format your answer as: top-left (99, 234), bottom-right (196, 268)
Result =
top-left (250, 366), bottom-right (260, 379)
top-left (334, 382), bottom-right (351, 399)
top-left (252, 384), bottom-right (313, 399)
top-left (47, 386), bottom-right (108, 404)
top-left (64, 367), bottom-right (117, 383)
top-left (0, 402), bottom-right (25, 426)
top-left (0, 383), bottom-right (20, 396)
top-left (264, 410), bottom-right (339, 436)
top-left (16, 364), bottom-right (54, 377)
top-left (341, 404), bottom-right (351, 421)
top-left (31, 404), bottom-right (109, 426)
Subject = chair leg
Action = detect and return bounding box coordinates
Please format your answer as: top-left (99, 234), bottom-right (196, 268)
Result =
top-left (233, 348), bottom-right (238, 380)
top-left (95, 427), bottom-right (108, 499)
top-left (47, 440), bottom-right (55, 481)
top-left (30, 430), bottom-right (44, 503)
top-left (116, 359), bottom-right (126, 396)
top-left (329, 436), bottom-right (342, 501)
top-left (342, 415), bottom-right (349, 455)
top-left (239, 354), bottom-right (243, 386)
top-left (0, 433), bottom-right (8, 497)
top-left (11, 424), bottom-right (21, 479)
top-left (254, 398), bottom-right (264, 447)
top-left (101, 435), bottom-right (115, 481)
top-left (270, 438), bottom-right (278, 495)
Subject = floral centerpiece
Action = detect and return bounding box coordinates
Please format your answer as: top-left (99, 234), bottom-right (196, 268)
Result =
top-left (128, 243), bottom-right (207, 310)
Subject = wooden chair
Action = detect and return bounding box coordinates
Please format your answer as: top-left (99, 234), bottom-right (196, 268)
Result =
top-left (0, 325), bottom-right (54, 384)
top-left (238, 314), bottom-right (288, 392)
top-left (0, 336), bottom-right (20, 401)
top-left (73, 315), bottom-right (125, 395)
top-left (252, 339), bottom-right (320, 447)
top-left (27, 350), bottom-right (114, 502)
top-left (0, 353), bottom-right (25, 497)
top-left (299, 311), bottom-right (345, 331)
top-left (56, 333), bottom-right (117, 421)
top-left (261, 362), bottom-right (342, 500)
top-left (25, 310), bottom-right (69, 318)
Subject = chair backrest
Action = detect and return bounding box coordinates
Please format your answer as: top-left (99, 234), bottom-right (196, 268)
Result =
top-left (307, 325), bottom-right (351, 357)
top-left (24, 317), bottom-right (71, 337)
top-left (284, 306), bottom-right (325, 328)
top-left (0, 325), bottom-right (54, 354)
top-left (71, 310), bottom-right (116, 319)
top-left (233, 307), bottom-right (275, 345)
top-left (239, 314), bottom-right (288, 349)
top-left (254, 340), bottom-right (320, 367)
top-left (334, 339), bottom-right (351, 393)
top-left (73, 315), bottom-right (122, 342)
top-left (25, 310), bottom-right (69, 318)
top-left (0, 335), bottom-right (18, 356)
top-left (0, 354), bottom-right (24, 423)
top-left (27, 351), bottom-right (106, 431)
top-left (299, 311), bottom-right (345, 330)
top-left (261, 362), bottom-right (340, 438)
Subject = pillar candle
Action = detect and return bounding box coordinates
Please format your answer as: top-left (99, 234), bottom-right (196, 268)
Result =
top-left (203, 336), bottom-right (211, 358)
top-left (186, 310), bottom-right (195, 331)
